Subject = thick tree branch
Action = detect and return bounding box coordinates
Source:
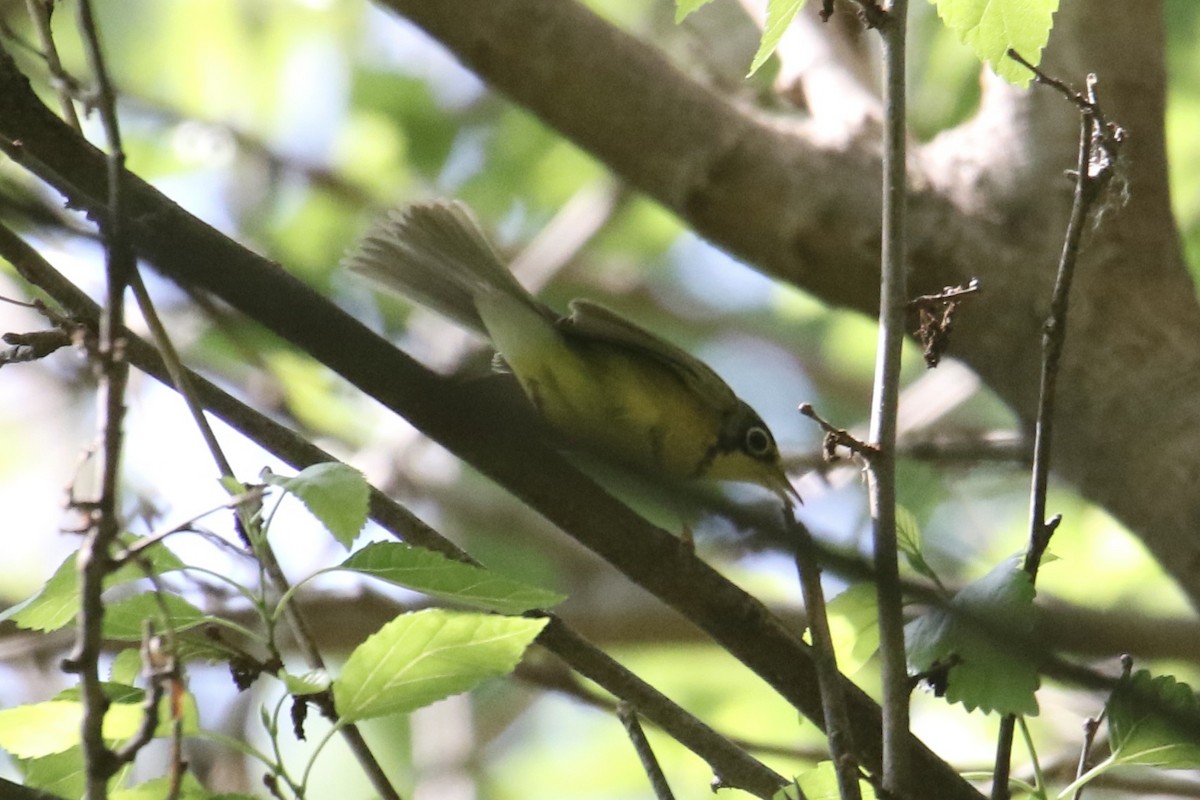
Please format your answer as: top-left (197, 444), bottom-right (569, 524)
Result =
top-left (0, 44), bottom-right (982, 799)
top-left (370, 0), bottom-right (1200, 609)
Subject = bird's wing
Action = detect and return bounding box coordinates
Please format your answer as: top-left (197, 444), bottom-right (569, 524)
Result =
top-left (560, 300), bottom-right (737, 410)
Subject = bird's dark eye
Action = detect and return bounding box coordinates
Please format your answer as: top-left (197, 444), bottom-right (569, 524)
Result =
top-left (744, 426), bottom-right (773, 458)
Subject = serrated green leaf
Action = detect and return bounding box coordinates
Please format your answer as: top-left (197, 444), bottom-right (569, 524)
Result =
top-left (103, 592), bottom-right (209, 640)
top-left (905, 557), bottom-right (1039, 715)
top-left (333, 609), bottom-right (547, 722)
top-left (0, 702), bottom-right (84, 758)
top-left (931, 0), bottom-right (1059, 85)
top-left (0, 551), bottom-right (80, 631)
top-left (0, 696), bottom-right (195, 759)
top-left (748, 0), bottom-right (807, 76)
top-left (340, 542), bottom-right (565, 614)
top-left (674, 0), bottom-right (716, 23)
top-left (0, 535), bottom-right (186, 633)
top-left (55, 681), bottom-right (144, 706)
top-left (17, 746), bottom-right (86, 798)
top-left (281, 668), bottom-right (331, 696)
top-left (267, 463), bottom-right (369, 548)
top-left (1108, 670), bottom-right (1200, 769)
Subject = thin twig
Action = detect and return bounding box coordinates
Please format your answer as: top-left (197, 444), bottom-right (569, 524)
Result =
top-left (112, 488), bottom-right (266, 565)
top-left (62, 3), bottom-right (135, 797)
top-left (798, 403), bottom-right (876, 461)
top-left (128, 273), bottom-right (236, 477)
top-left (23, 0), bottom-right (81, 131)
top-left (867, 1), bottom-right (911, 792)
top-left (16, 7), bottom-right (401, 794)
top-left (786, 507), bottom-right (856, 800)
top-left (1071, 716), bottom-right (1102, 800)
top-left (618, 704), bottom-right (677, 800)
top-left (907, 280), bottom-right (981, 309)
top-left (991, 56), bottom-right (1123, 800)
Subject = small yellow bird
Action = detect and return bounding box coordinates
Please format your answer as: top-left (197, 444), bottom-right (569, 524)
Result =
top-left (345, 200), bottom-right (798, 506)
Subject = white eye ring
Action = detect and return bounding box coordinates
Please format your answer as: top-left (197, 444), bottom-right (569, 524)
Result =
top-left (744, 426), bottom-right (773, 457)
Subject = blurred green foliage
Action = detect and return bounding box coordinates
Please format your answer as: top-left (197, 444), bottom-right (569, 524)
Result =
top-left (0, 1), bottom-right (1198, 798)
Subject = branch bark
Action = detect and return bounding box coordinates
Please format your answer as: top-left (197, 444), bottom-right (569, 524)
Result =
top-left (0, 46), bottom-right (981, 800)
top-left (370, 0), bottom-right (1200, 607)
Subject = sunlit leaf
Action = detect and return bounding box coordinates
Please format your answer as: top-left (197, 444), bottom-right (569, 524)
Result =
top-left (0, 536), bottom-right (186, 633)
top-left (265, 462), bottom-right (369, 548)
top-left (786, 760), bottom-right (878, 800)
top-left (748, 0), bottom-right (807, 76)
top-left (281, 668), bottom-right (332, 696)
top-left (340, 541), bottom-right (565, 614)
top-left (17, 746), bottom-right (86, 799)
top-left (333, 609), bottom-right (547, 722)
top-left (931, 0), bottom-right (1059, 85)
top-left (0, 692), bottom-right (196, 759)
top-left (1108, 670), bottom-right (1200, 768)
top-left (826, 583), bottom-right (880, 674)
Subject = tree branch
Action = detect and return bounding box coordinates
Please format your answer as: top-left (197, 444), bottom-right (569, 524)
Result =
top-left (0, 54), bottom-right (981, 797)
top-left (366, 0), bottom-right (1200, 614)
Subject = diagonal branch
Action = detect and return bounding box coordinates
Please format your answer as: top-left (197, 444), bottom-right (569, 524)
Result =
top-left (0, 48), bottom-right (982, 799)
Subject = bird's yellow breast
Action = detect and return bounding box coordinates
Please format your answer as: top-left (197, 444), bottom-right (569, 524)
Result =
top-left (521, 336), bottom-right (724, 478)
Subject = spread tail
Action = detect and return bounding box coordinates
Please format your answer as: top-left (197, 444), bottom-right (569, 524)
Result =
top-left (344, 200), bottom-right (542, 335)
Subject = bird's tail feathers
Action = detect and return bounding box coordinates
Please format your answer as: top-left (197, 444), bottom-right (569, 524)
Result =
top-left (345, 200), bottom-right (540, 335)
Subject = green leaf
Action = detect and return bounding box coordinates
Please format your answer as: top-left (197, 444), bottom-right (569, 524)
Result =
top-left (674, 0), bottom-right (716, 23)
top-left (930, 0), bottom-right (1060, 85)
top-left (1108, 670), bottom-right (1200, 769)
top-left (748, 0), bottom-right (807, 76)
top-left (825, 583), bottom-right (880, 674)
top-left (0, 702), bottom-right (84, 758)
top-left (896, 505), bottom-right (942, 586)
top-left (219, 475), bottom-right (246, 496)
top-left (110, 648), bottom-right (144, 685)
top-left (905, 557), bottom-right (1040, 715)
top-left (785, 760), bottom-right (878, 800)
top-left (0, 551), bottom-right (81, 631)
top-left (17, 746), bottom-right (87, 798)
top-left (340, 541), bottom-right (566, 614)
top-left (333, 609), bottom-right (547, 722)
top-left (266, 462), bottom-right (370, 548)
top-left (55, 681), bottom-right (143, 706)
top-left (281, 668), bottom-right (331, 696)
top-left (102, 592), bottom-right (209, 640)
top-left (111, 774), bottom-right (212, 800)
top-left (0, 535), bottom-right (185, 633)
top-left (0, 697), bottom-right (191, 759)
